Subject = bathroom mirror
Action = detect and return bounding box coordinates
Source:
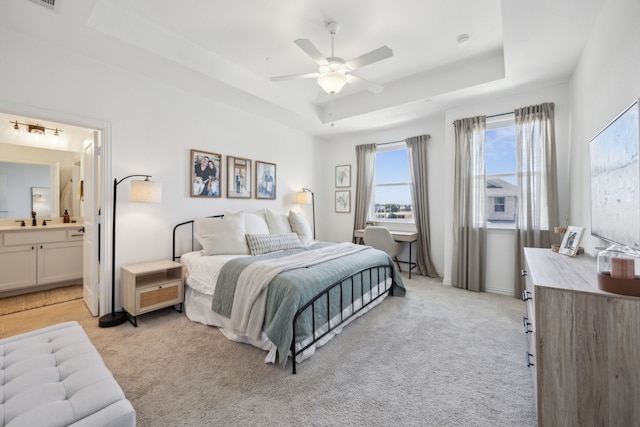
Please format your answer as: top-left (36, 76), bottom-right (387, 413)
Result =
top-left (0, 161), bottom-right (58, 219)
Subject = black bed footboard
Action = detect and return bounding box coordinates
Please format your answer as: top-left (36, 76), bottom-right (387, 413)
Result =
top-left (290, 264), bottom-right (393, 374)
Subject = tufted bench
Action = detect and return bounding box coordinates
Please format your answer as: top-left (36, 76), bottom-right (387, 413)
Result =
top-left (0, 321), bottom-right (135, 427)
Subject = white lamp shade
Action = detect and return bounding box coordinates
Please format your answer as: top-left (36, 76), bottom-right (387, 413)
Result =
top-left (130, 180), bottom-right (162, 203)
top-left (317, 71), bottom-right (348, 95)
top-left (296, 191), bottom-right (313, 205)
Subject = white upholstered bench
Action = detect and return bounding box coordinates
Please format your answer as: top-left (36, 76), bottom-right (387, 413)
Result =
top-left (0, 321), bottom-right (135, 427)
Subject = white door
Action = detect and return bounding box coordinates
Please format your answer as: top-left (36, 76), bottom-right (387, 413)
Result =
top-left (82, 131), bottom-right (100, 316)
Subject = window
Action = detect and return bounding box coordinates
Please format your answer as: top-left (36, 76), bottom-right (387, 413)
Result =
top-left (371, 143), bottom-right (413, 223)
top-left (485, 117), bottom-right (516, 227)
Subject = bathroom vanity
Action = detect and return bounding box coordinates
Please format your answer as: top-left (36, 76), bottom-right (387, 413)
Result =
top-left (0, 223), bottom-right (84, 295)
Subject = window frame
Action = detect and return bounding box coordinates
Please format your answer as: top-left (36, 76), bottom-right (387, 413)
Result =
top-left (369, 142), bottom-right (414, 225)
top-left (485, 114), bottom-right (517, 230)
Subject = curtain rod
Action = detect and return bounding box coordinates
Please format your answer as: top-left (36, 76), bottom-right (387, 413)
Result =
top-left (487, 111), bottom-right (514, 119)
top-left (376, 139), bottom-right (405, 146)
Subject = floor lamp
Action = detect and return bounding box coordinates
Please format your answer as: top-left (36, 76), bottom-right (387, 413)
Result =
top-left (98, 175), bottom-right (162, 328)
top-left (297, 187), bottom-right (315, 239)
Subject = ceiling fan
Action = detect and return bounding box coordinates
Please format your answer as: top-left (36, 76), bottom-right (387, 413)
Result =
top-left (271, 21), bottom-right (393, 95)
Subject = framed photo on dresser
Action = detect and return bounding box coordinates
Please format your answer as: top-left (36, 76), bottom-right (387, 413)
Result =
top-left (559, 226), bottom-right (584, 257)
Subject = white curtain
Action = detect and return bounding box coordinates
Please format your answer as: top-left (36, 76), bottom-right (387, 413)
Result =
top-left (353, 144), bottom-right (377, 237)
top-left (452, 116), bottom-right (487, 291)
top-left (406, 135), bottom-right (438, 277)
top-left (514, 103), bottom-right (559, 297)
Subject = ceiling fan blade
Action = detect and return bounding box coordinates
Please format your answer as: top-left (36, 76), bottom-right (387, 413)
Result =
top-left (271, 72), bottom-right (320, 82)
top-left (345, 46), bottom-right (393, 70)
top-left (346, 74), bottom-right (385, 94)
top-left (294, 39), bottom-right (329, 66)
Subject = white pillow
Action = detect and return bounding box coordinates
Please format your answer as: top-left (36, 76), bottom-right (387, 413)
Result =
top-left (245, 210), bottom-right (270, 234)
top-left (265, 208), bottom-right (292, 234)
top-left (195, 214), bottom-right (248, 255)
top-left (288, 210), bottom-right (313, 245)
top-left (245, 233), bottom-right (303, 255)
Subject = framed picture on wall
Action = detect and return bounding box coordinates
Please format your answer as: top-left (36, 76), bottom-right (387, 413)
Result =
top-left (190, 149), bottom-right (221, 198)
top-left (335, 190), bottom-right (351, 213)
top-left (256, 160), bottom-right (276, 199)
top-left (335, 165), bottom-right (351, 187)
top-left (227, 156), bottom-right (251, 198)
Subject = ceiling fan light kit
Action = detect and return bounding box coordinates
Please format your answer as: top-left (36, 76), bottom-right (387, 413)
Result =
top-left (271, 21), bottom-right (393, 96)
top-left (317, 71), bottom-right (348, 95)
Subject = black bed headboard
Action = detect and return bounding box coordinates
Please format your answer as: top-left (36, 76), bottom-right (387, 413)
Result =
top-left (172, 214), bottom-right (224, 261)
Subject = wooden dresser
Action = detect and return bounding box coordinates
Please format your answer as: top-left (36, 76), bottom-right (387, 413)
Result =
top-left (523, 248), bottom-right (640, 426)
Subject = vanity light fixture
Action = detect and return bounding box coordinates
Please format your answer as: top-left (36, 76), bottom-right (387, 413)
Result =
top-left (9, 120), bottom-right (64, 139)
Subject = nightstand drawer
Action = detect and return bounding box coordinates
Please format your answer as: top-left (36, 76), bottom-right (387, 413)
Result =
top-left (136, 280), bottom-right (182, 314)
top-left (121, 260), bottom-right (184, 325)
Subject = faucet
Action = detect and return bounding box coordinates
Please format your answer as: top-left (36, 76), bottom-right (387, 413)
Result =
top-left (31, 211), bottom-right (37, 226)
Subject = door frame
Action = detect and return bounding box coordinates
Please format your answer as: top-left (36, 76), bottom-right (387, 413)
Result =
top-left (0, 101), bottom-right (112, 316)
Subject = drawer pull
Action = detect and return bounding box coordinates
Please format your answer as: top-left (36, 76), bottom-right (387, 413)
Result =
top-left (522, 290), bottom-right (532, 301)
top-left (523, 316), bottom-right (532, 334)
top-left (526, 352), bottom-right (535, 367)
top-left (521, 269), bottom-right (528, 277)
top-left (71, 234), bottom-right (84, 237)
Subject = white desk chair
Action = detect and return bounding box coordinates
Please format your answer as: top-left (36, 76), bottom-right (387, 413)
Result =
top-left (363, 226), bottom-right (403, 272)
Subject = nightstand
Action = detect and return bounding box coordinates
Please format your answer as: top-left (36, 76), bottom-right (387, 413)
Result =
top-left (120, 260), bottom-right (184, 327)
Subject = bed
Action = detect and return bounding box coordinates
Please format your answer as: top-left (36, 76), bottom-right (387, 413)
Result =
top-left (172, 209), bottom-right (405, 373)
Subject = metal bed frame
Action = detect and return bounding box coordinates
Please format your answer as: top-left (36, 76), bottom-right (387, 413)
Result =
top-left (172, 217), bottom-right (396, 374)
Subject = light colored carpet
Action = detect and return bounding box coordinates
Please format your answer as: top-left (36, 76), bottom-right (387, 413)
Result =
top-left (79, 275), bottom-right (537, 426)
top-left (0, 284), bottom-right (83, 316)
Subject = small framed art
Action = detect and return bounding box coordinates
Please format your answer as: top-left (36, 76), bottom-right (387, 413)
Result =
top-left (190, 149), bottom-right (221, 198)
top-left (256, 160), bottom-right (276, 200)
top-left (559, 226), bottom-right (585, 257)
top-left (336, 165), bottom-right (351, 188)
top-left (335, 190), bottom-right (351, 213)
top-left (227, 156), bottom-right (251, 198)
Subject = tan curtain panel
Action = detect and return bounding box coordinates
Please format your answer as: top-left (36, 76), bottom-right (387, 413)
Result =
top-left (406, 135), bottom-right (438, 277)
top-left (353, 143), bottom-right (377, 235)
top-left (514, 103), bottom-right (559, 297)
top-left (452, 116), bottom-right (487, 291)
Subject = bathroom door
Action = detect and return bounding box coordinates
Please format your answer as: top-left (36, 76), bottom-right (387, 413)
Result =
top-left (82, 131), bottom-right (99, 316)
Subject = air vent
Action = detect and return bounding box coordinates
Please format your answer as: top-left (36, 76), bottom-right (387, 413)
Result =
top-left (27, 0), bottom-right (55, 11)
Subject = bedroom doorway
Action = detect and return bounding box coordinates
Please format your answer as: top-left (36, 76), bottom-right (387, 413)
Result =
top-left (0, 104), bottom-right (110, 318)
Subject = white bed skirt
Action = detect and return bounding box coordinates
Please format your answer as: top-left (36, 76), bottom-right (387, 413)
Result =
top-left (184, 278), bottom-right (391, 366)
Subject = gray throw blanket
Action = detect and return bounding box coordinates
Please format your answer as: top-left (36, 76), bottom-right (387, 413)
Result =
top-left (212, 242), bottom-right (405, 367)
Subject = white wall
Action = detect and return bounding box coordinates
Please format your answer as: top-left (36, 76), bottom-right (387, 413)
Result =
top-left (568, 0), bottom-right (640, 256)
top-left (0, 28), bottom-right (322, 302)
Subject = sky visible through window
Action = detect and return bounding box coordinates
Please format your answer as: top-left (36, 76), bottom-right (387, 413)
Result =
top-left (486, 125), bottom-right (516, 183)
top-left (375, 149), bottom-right (411, 205)
top-left (374, 127), bottom-right (516, 207)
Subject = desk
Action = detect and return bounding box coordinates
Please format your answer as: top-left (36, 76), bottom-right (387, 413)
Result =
top-left (353, 229), bottom-right (418, 278)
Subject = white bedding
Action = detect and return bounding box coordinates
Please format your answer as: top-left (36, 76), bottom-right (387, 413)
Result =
top-left (180, 250), bottom-right (390, 366)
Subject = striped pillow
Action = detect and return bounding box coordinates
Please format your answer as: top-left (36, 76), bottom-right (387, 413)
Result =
top-left (245, 233), bottom-right (302, 255)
